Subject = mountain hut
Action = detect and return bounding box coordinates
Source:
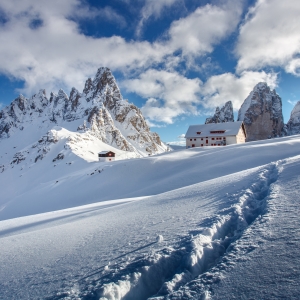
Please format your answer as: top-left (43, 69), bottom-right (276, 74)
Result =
top-left (98, 151), bottom-right (115, 162)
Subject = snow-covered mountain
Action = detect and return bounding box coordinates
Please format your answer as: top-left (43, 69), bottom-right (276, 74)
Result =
top-left (287, 101), bottom-right (300, 135)
top-left (238, 82), bottom-right (284, 141)
top-left (205, 100), bottom-right (234, 124)
top-left (0, 67), bottom-right (167, 170)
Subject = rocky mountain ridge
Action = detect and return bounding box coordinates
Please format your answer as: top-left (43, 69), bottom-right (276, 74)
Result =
top-left (0, 67), bottom-right (167, 162)
top-left (205, 101), bottom-right (234, 124)
top-left (206, 82), bottom-right (292, 142)
top-left (287, 101), bottom-right (300, 135)
top-left (237, 82), bottom-right (284, 141)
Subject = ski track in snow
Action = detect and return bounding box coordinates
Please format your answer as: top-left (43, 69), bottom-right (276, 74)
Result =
top-left (1, 137), bottom-right (300, 300)
top-left (47, 162), bottom-right (281, 300)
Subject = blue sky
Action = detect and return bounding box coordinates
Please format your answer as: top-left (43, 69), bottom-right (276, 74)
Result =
top-left (0, 0), bottom-right (299, 144)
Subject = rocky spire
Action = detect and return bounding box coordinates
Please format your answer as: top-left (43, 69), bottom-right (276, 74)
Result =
top-left (237, 82), bottom-right (284, 142)
top-left (0, 67), bottom-right (167, 156)
top-left (287, 101), bottom-right (300, 135)
top-left (205, 101), bottom-right (234, 124)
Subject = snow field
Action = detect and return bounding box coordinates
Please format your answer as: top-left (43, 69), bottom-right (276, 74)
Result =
top-left (0, 136), bottom-right (300, 299)
top-left (96, 163), bottom-right (280, 300)
top-left (1, 135), bottom-right (300, 220)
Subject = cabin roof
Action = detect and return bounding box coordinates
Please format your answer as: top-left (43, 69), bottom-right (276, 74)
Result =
top-left (185, 121), bottom-right (245, 138)
top-left (98, 151), bottom-right (115, 154)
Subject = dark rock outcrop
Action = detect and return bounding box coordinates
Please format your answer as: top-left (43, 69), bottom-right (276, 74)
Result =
top-left (287, 101), bottom-right (300, 135)
top-left (205, 101), bottom-right (234, 124)
top-left (237, 82), bottom-right (284, 142)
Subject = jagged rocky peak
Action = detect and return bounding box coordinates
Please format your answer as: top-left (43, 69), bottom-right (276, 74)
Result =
top-left (205, 101), bottom-right (234, 124)
top-left (83, 67), bottom-right (121, 103)
top-left (287, 101), bottom-right (300, 135)
top-left (0, 66), bottom-right (167, 156)
top-left (237, 82), bottom-right (284, 142)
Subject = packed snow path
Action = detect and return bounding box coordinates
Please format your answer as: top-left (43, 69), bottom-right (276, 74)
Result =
top-left (0, 136), bottom-right (300, 299)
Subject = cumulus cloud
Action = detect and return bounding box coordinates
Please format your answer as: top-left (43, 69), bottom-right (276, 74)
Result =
top-left (123, 69), bottom-right (202, 123)
top-left (136, 0), bottom-right (181, 37)
top-left (201, 71), bottom-right (278, 110)
top-left (0, 0), bottom-right (168, 95)
top-left (74, 5), bottom-right (127, 28)
top-left (168, 0), bottom-right (243, 58)
top-left (0, 0), bottom-right (243, 97)
top-left (124, 68), bottom-right (277, 124)
top-left (236, 0), bottom-right (300, 74)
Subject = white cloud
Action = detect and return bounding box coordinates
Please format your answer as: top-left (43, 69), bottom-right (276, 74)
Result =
top-left (123, 69), bottom-right (202, 123)
top-left (168, 0), bottom-right (243, 57)
top-left (201, 71), bottom-right (278, 110)
top-left (236, 0), bottom-right (300, 73)
top-left (0, 0), bottom-right (244, 97)
top-left (74, 5), bottom-right (127, 28)
top-left (136, 0), bottom-right (181, 37)
top-left (167, 140), bottom-right (186, 146)
top-left (0, 0), bottom-right (168, 95)
top-left (178, 133), bottom-right (185, 139)
top-left (123, 69), bottom-right (278, 124)
top-left (287, 99), bottom-right (298, 106)
top-left (285, 58), bottom-right (300, 77)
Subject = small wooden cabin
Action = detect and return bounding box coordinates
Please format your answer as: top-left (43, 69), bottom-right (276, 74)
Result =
top-left (98, 151), bottom-right (115, 162)
top-left (185, 121), bottom-right (246, 148)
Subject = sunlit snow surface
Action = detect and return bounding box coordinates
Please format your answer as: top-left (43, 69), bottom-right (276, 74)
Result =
top-left (0, 136), bottom-right (300, 299)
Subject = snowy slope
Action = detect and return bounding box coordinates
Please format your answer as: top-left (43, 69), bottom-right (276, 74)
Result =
top-left (0, 136), bottom-right (300, 299)
top-left (1, 135), bottom-right (300, 220)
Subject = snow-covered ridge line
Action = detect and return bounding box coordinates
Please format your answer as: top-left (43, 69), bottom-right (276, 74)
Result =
top-left (67, 162), bottom-right (280, 300)
top-left (0, 67), bottom-right (168, 158)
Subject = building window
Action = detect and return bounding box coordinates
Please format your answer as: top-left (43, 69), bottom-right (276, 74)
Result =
top-left (206, 140), bottom-right (208, 143)
top-left (197, 132), bottom-right (201, 134)
top-left (212, 138), bottom-right (215, 140)
top-left (223, 137), bottom-right (226, 140)
top-left (201, 144), bottom-right (203, 146)
top-left (210, 130), bottom-right (226, 134)
top-left (194, 139), bottom-right (196, 141)
top-left (201, 138), bottom-right (203, 140)
top-left (190, 139), bottom-right (192, 141)
top-left (192, 144), bottom-right (195, 147)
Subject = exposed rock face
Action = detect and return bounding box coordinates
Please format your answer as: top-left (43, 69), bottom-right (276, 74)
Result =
top-left (205, 101), bottom-right (234, 124)
top-left (237, 82), bottom-right (284, 142)
top-left (0, 67), bottom-right (167, 156)
top-left (287, 101), bottom-right (300, 135)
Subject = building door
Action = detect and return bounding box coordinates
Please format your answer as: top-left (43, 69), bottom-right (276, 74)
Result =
top-left (206, 139), bottom-right (208, 144)
top-left (192, 144), bottom-right (195, 147)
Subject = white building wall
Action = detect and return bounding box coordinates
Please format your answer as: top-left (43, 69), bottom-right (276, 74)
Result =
top-left (186, 136), bottom-right (227, 148)
top-left (226, 135), bottom-right (237, 145)
top-left (236, 127), bottom-right (246, 143)
top-left (99, 157), bottom-right (115, 162)
top-left (185, 124), bottom-right (246, 148)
